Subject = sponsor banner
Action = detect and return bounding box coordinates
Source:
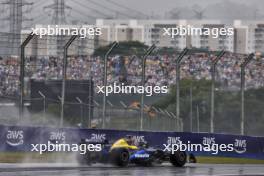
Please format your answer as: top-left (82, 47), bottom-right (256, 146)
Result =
top-left (0, 124), bottom-right (263, 159)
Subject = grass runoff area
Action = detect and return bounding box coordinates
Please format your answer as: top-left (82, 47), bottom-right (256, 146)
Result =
top-left (0, 152), bottom-right (74, 163)
top-left (0, 152), bottom-right (264, 164)
top-left (196, 156), bottom-right (264, 164)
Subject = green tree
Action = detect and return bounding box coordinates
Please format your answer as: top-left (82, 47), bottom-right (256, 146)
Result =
top-left (153, 79), bottom-right (264, 135)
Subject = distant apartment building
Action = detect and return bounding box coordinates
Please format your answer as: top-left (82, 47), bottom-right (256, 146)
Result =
top-left (234, 20), bottom-right (264, 54)
top-left (96, 19), bottom-right (189, 49)
top-left (188, 20), bottom-right (234, 52)
top-left (96, 19), bottom-right (234, 52)
top-left (19, 20), bottom-right (264, 56)
top-left (95, 19), bottom-right (145, 47)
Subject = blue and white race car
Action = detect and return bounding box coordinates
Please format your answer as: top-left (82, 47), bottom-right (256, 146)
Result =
top-left (77, 136), bottom-right (187, 167)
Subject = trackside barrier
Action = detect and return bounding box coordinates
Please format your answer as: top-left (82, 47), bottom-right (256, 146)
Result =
top-left (0, 124), bottom-right (264, 160)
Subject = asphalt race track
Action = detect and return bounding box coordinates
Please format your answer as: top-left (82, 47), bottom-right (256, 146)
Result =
top-left (0, 163), bottom-right (264, 176)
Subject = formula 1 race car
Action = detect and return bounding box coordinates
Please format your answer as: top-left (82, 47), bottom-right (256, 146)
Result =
top-left (77, 136), bottom-right (187, 167)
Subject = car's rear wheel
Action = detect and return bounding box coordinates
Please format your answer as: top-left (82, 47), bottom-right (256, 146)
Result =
top-left (170, 151), bottom-right (187, 167)
top-left (110, 148), bottom-right (130, 167)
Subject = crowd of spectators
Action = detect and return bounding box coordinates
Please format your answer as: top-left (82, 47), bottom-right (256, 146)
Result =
top-left (0, 52), bottom-right (264, 96)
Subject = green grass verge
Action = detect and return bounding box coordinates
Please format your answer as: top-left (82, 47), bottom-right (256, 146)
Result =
top-left (196, 156), bottom-right (264, 164)
top-left (0, 152), bottom-right (76, 163)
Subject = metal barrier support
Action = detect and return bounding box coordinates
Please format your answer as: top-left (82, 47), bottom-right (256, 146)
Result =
top-left (20, 32), bottom-right (35, 120)
top-left (240, 53), bottom-right (254, 135)
top-left (60, 35), bottom-right (78, 127)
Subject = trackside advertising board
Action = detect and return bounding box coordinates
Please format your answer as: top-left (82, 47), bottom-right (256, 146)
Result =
top-left (0, 124), bottom-right (263, 160)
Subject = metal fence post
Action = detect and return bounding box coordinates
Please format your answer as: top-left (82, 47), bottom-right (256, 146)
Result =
top-left (20, 32), bottom-right (35, 120)
top-left (175, 48), bottom-right (188, 130)
top-left (210, 50), bottom-right (225, 133)
top-left (190, 83), bottom-right (193, 132)
top-left (76, 97), bottom-right (83, 126)
top-left (240, 53), bottom-right (254, 135)
top-left (102, 42), bottom-right (118, 129)
top-left (140, 44), bottom-right (156, 131)
top-left (38, 91), bottom-right (46, 124)
top-left (196, 105), bottom-right (200, 133)
top-left (60, 35), bottom-right (78, 127)
top-left (88, 78), bottom-right (93, 128)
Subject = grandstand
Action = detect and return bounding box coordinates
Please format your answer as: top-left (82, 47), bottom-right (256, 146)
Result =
top-left (1, 52), bottom-right (264, 97)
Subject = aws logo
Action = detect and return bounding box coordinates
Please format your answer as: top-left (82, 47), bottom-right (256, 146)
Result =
top-left (234, 139), bottom-right (247, 154)
top-left (132, 136), bottom-right (146, 144)
top-left (167, 136), bottom-right (181, 145)
top-left (89, 133), bottom-right (106, 142)
top-left (202, 137), bottom-right (215, 145)
top-left (49, 131), bottom-right (66, 142)
top-left (6, 130), bottom-right (24, 146)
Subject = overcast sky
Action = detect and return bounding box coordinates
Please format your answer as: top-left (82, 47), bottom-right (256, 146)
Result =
top-left (1, 0), bottom-right (264, 30)
top-left (34, 0), bottom-right (264, 23)
top-left (106, 0), bottom-right (264, 15)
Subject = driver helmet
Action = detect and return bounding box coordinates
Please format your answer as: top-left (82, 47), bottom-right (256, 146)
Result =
top-left (138, 141), bottom-right (149, 148)
top-left (125, 135), bottom-right (135, 145)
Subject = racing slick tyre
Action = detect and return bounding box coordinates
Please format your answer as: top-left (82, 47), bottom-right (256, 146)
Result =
top-left (169, 151), bottom-right (187, 167)
top-left (110, 148), bottom-right (130, 167)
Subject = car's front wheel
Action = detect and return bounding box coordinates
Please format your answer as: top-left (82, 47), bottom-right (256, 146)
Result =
top-left (110, 148), bottom-right (130, 167)
top-left (170, 151), bottom-right (187, 167)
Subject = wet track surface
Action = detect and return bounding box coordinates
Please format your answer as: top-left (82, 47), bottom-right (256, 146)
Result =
top-left (0, 163), bottom-right (264, 176)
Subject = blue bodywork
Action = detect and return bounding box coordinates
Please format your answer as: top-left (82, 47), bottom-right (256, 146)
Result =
top-left (130, 149), bottom-right (151, 160)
